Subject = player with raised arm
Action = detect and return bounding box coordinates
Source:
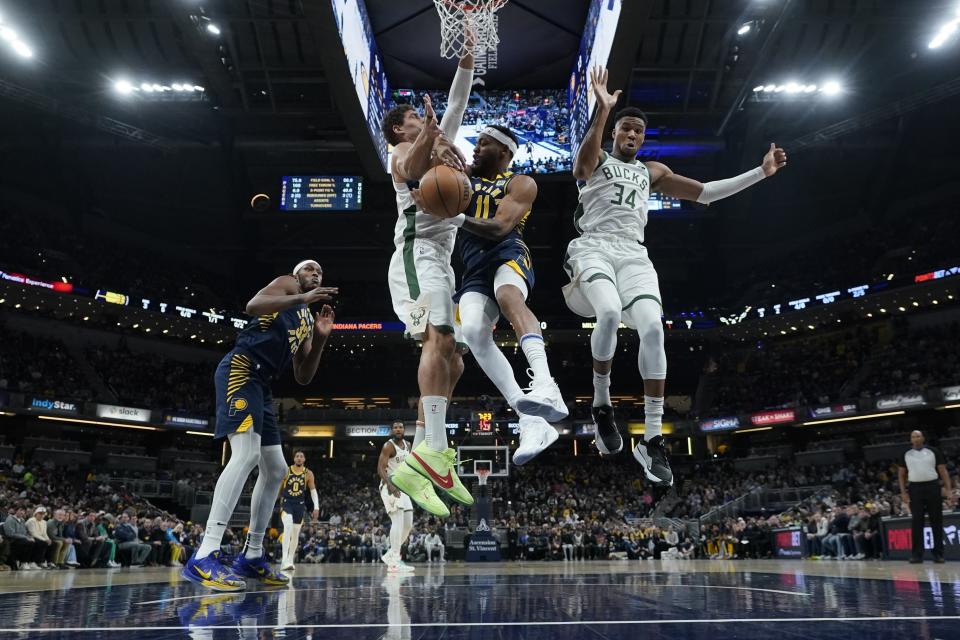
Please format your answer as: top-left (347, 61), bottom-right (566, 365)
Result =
top-left (182, 260), bottom-right (336, 591)
top-left (566, 66), bottom-right (787, 486)
top-left (412, 125), bottom-right (568, 467)
top-left (380, 47), bottom-right (476, 517)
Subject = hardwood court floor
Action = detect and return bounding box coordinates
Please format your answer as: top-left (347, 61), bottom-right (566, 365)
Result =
top-left (1, 559), bottom-right (958, 638)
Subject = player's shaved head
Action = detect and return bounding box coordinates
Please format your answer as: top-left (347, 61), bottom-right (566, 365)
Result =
top-left (613, 107), bottom-right (648, 127)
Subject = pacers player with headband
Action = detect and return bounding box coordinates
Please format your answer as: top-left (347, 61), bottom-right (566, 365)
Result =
top-left (412, 125), bottom-right (568, 466)
top-left (566, 67), bottom-right (787, 485)
top-left (181, 260), bottom-right (336, 591)
top-left (278, 449), bottom-right (319, 574)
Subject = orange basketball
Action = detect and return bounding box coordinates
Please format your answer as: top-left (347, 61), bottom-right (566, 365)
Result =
top-left (419, 165), bottom-right (472, 218)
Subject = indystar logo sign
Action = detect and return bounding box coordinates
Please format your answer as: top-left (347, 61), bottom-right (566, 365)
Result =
top-left (31, 398), bottom-right (78, 413)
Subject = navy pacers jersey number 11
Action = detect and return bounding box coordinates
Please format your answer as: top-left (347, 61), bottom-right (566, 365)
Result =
top-left (455, 171), bottom-right (535, 301)
top-left (213, 304), bottom-right (313, 446)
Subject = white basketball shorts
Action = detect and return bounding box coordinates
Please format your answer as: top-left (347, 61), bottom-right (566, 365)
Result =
top-left (380, 482), bottom-right (414, 513)
top-left (387, 238), bottom-right (465, 346)
top-left (561, 234), bottom-right (662, 329)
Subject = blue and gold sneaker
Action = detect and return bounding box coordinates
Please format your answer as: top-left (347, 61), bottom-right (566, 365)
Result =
top-left (177, 593), bottom-right (246, 626)
top-left (181, 551), bottom-right (246, 592)
top-left (232, 552), bottom-right (290, 586)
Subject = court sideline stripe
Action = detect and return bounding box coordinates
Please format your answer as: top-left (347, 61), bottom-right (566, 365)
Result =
top-left (132, 582), bottom-right (811, 605)
top-left (7, 616), bottom-right (960, 631)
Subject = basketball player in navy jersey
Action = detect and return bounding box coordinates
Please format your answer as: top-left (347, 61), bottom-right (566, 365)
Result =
top-left (278, 449), bottom-right (319, 573)
top-left (182, 260), bottom-right (336, 591)
top-left (411, 125), bottom-right (567, 466)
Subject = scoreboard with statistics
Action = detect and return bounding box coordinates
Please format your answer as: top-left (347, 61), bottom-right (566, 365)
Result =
top-left (279, 176), bottom-right (363, 212)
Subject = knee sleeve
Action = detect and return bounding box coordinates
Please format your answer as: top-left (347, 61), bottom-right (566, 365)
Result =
top-left (458, 292), bottom-right (499, 349)
top-left (494, 264), bottom-right (529, 299)
top-left (582, 276), bottom-right (621, 361)
top-left (626, 299), bottom-right (666, 379)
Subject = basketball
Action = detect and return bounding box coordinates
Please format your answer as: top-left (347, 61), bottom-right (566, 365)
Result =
top-left (419, 165), bottom-right (472, 218)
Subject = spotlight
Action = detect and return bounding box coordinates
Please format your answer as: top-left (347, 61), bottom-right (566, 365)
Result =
top-left (822, 80), bottom-right (842, 95)
top-left (206, 23), bottom-right (221, 35)
top-left (115, 79), bottom-right (134, 95)
top-left (929, 19), bottom-right (959, 49)
top-left (11, 41), bottom-right (32, 58)
top-left (753, 85), bottom-right (764, 92)
top-left (774, 85), bottom-right (785, 92)
top-left (172, 83), bottom-right (184, 91)
top-left (804, 84), bottom-right (817, 92)
top-left (0, 26), bottom-right (16, 42)
top-left (193, 85), bottom-right (205, 92)
top-left (784, 82), bottom-right (802, 93)
top-left (141, 83), bottom-right (154, 92)
top-left (738, 23), bottom-right (752, 36)
top-left (763, 84), bottom-right (775, 92)
top-left (151, 83), bottom-right (163, 92)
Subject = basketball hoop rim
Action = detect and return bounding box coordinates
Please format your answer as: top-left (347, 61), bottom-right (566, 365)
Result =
top-left (437, 0), bottom-right (507, 14)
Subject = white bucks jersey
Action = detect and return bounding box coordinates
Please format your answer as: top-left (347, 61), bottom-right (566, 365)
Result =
top-left (385, 438), bottom-right (410, 476)
top-left (392, 182), bottom-right (456, 249)
top-left (574, 151), bottom-right (651, 242)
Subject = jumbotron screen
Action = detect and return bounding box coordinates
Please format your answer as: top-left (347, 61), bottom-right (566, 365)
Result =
top-left (389, 89), bottom-right (571, 175)
top-left (279, 176), bottom-right (363, 212)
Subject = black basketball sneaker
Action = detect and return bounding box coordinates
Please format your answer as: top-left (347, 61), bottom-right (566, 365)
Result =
top-left (633, 435), bottom-right (673, 486)
top-left (592, 404), bottom-right (623, 455)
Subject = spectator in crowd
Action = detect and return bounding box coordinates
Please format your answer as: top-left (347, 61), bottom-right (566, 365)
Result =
top-left (424, 529), bottom-right (445, 563)
top-left (3, 506), bottom-right (46, 570)
top-left (46, 509), bottom-right (78, 568)
top-left (25, 507), bottom-right (60, 569)
top-left (76, 511), bottom-right (111, 568)
top-left (114, 512), bottom-right (152, 566)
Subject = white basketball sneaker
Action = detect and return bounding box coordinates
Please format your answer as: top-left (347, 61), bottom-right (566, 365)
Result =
top-left (516, 370), bottom-right (569, 422)
top-left (513, 414), bottom-right (559, 466)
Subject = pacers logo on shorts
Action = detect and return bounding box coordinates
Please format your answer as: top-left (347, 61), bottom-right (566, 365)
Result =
top-left (229, 397), bottom-right (248, 416)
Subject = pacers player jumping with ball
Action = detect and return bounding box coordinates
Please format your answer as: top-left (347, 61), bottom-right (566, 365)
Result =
top-left (566, 66), bottom-right (787, 486)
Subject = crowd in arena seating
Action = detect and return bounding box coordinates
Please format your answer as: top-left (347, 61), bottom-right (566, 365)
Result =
top-left (86, 345), bottom-right (214, 414)
top-left (707, 319), bottom-right (960, 414)
top-left (1, 428), bottom-right (957, 570)
top-left (0, 327), bottom-right (91, 401)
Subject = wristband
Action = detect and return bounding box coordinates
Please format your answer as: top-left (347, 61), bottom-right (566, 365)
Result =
top-left (449, 213), bottom-right (467, 228)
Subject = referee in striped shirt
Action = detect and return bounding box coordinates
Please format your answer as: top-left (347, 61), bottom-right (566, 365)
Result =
top-left (898, 430), bottom-right (955, 563)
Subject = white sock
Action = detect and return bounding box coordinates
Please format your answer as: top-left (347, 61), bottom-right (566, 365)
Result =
top-left (196, 521), bottom-right (227, 559)
top-left (245, 532), bottom-right (265, 560)
top-left (593, 371), bottom-right (611, 407)
top-left (412, 422), bottom-right (426, 450)
top-left (421, 396), bottom-right (448, 452)
top-left (644, 395), bottom-right (664, 441)
top-left (520, 334), bottom-right (550, 380)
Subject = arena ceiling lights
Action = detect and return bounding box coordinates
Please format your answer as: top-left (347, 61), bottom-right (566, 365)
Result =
top-left (113, 79), bottom-right (206, 101)
top-left (0, 13), bottom-right (33, 59)
top-left (750, 80), bottom-right (843, 101)
top-left (929, 4), bottom-right (960, 49)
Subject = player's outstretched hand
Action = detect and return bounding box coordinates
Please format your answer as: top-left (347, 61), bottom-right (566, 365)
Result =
top-left (435, 135), bottom-right (467, 172)
top-left (762, 143), bottom-right (788, 176)
top-left (422, 94), bottom-right (442, 137)
top-left (303, 286), bottom-right (338, 305)
top-left (314, 304), bottom-right (335, 337)
top-left (590, 66), bottom-right (621, 112)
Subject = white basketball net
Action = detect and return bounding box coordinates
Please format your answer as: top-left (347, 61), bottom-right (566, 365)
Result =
top-left (433, 0), bottom-right (507, 59)
top-left (477, 469), bottom-right (491, 486)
